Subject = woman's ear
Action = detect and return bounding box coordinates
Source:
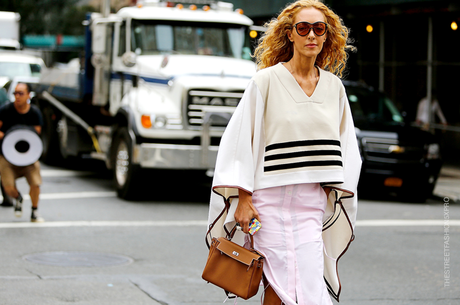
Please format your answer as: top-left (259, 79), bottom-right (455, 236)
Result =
top-left (287, 30), bottom-right (293, 43)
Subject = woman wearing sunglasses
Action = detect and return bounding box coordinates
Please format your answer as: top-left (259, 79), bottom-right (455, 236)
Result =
top-left (207, 1), bottom-right (361, 304)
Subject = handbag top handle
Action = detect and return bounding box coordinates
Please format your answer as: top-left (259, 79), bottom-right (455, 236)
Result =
top-left (206, 198), bottom-right (256, 250)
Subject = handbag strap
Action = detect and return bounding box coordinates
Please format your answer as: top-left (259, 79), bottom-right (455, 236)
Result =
top-left (205, 198), bottom-right (231, 248)
top-left (227, 223), bottom-right (255, 249)
top-left (205, 197), bottom-right (256, 249)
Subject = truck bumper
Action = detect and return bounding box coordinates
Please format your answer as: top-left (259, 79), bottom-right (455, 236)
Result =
top-left (134, 143), bottom-right (219, 169)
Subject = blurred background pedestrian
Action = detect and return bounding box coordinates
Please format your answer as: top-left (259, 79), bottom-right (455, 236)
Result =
top-left (416, 90), bottom-right (448, 131)
top-left (0, 82), bottom-right (44, 222)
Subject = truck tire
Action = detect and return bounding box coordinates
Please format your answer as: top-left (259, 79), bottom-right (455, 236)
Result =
top-left (57, 115), bottom-right (70, 159)
top-left (111, 127), bottom-right (140, 200)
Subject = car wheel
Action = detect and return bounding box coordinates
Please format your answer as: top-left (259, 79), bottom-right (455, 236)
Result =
top-left (400, 185), bottom-right (431, 203)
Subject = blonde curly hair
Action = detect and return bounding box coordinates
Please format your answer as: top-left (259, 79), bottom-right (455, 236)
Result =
top-left (253, 0), bottom-right (354, 78)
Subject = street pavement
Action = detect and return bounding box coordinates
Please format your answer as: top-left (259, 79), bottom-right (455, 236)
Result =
top-left (0, 161), bottom-right (458, 305)
top-left (433, 164), bottom-right (460, 203)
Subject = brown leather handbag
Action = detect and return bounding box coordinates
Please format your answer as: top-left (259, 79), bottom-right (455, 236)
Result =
top-left (202, 202), bottom-right (264, 300)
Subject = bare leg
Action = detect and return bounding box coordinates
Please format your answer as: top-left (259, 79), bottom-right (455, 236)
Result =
top-left (263, 285), bottom-right (282, 305)
top-left (4, 185), bottom-right (19, 199)
top-left (30, 185), bottom-right (40, 208)
top-left (1, 182), bottom-right (13, 205)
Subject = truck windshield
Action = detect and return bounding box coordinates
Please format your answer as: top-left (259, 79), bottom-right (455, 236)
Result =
top-left (346, 85), bottom-right (404, 125)
top-left (130, 20), bottom-right (252, 60)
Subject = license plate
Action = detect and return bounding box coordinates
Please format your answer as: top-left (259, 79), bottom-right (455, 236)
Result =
top-left (384, 177), bottom-right (403, 187)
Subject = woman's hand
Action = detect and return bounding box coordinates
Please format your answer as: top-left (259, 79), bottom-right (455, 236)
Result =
top-left (234, 189), bottom-right (260, 234)
top-left (323, 186), bottom-right (332, 198)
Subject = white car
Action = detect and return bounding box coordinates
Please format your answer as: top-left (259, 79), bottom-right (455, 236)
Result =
top-left (0, 52), bottom-right (45, 87)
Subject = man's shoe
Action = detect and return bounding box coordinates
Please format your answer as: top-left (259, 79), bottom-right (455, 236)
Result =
top-left (31, 209), bottom-right (44, 223)
top-left (0, 200), bottom-right (14, 207)
top-left (14, 193), bottom-right (23, 217)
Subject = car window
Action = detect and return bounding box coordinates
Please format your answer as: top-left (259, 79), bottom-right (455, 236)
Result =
top-left (0, 62), bottom-right (34, 78)
top-left (3, 80), bottom-right (12, 91)
top-left (30, 64), bottom-right (41, 77)
top-left (346, 86), bottom-right (403, 124)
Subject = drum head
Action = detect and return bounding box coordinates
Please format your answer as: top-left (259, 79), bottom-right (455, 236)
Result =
top-left (2, 126), bottom-right (43, 166)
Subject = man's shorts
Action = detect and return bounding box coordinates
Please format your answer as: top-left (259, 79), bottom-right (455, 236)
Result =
top-left (0, 155), bottom-right (42, 187)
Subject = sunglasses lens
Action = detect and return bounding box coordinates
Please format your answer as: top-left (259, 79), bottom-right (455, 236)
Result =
top-left (295, 22), bottom-right (326, 36)
top-left (313, 23), bottom-right (326, 35)
top-left (296, 22), bottom-right (312, 36)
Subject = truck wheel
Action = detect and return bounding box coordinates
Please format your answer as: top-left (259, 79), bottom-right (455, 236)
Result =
top-left (112, 127), bottom-right (140, 200)
top-left (57, 115), bottom-right (70, 159)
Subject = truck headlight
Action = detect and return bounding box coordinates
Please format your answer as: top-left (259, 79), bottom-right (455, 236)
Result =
top-left (153, 115), bottom-right (167, 129)
top-left (426, 143), bottom-right (440, 160)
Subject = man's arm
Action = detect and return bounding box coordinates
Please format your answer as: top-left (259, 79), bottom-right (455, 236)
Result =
top-left (34, 126), bottom-right (41, 135)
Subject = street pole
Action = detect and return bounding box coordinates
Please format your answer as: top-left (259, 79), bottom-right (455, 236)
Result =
top-left (379, 21), bottom-right (384, 92)
top-left (427, 16), bottom-right (433, 131)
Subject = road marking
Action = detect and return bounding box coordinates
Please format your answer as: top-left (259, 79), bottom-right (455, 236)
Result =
top-left (356, 219), bottom-right (458, 227)
top-left (40, 169), bottom-right (93, 177)
top-left (1, 191), bottom-right (117, 201)
top-left (0, 219), bottom-right (458, 229)
top-left (36, 191), bottom-right (116, 200)
top-left (0, 220), bottom-right (208, 229)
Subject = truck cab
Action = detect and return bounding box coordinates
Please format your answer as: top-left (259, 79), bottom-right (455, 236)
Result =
top-left (37, 0), bottom-right (257, 199)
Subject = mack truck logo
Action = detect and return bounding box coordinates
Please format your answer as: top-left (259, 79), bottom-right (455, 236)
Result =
top-left (187, 90), bottom-right (244, 126)
top-left (192, 96), bottom-right (239, 107)
top-left (189, 90), bottom-right (243, 106)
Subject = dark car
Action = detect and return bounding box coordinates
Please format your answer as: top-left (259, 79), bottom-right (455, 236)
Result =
top-left (344, 81), bottom-right (442, 202)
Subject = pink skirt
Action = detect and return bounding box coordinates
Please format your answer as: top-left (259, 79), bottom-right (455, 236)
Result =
top-left (248, 183), bottom-right (332, 305)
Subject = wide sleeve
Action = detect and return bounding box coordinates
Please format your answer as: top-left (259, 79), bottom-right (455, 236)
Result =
top-left (206, 80), bottom-right (265, 246)
top-left (323, 88), bottom-right (362, 227)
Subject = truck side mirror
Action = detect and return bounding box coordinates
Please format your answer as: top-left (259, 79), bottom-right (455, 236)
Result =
top-left (122, 51), bottom-right (137, 67)
top-left (92, 24), bottom-right (106, 54)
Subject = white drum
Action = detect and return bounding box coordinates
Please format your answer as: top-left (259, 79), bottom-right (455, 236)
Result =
top-left (2, 125), bottom-right (43, 167)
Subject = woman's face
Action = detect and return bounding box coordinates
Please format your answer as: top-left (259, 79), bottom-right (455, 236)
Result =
top-left (288, 8), bottom-right (327, 60)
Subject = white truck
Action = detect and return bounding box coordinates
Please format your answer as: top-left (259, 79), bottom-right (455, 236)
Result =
top-left (36, 0), bottom-right (257, 199)
top-left (0, 11), bottom-right (21, 50)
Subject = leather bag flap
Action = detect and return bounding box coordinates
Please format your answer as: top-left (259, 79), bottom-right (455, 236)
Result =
top-left (215, 237), bottom-right (262, 266)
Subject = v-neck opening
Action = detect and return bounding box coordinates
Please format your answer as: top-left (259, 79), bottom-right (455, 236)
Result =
top-left (275, 63), bottom-right (322, 103)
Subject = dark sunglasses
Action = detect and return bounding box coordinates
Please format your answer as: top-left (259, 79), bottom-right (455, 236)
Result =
top-left (293, 21), bottom-right (327, 37)
top-left (13, 91), bottom-right (26, 96)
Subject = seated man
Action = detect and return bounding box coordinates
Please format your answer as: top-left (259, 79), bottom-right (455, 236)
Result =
top-left (0, 82), bottom-right (44, 222)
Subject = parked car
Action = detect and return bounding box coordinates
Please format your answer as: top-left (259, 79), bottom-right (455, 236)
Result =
top-left (0, 52), bottom-right (44, 84)
top-left (344, 81), bottom-right (442, 202)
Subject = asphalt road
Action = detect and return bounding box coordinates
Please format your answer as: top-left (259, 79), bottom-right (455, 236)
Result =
top-left (0, 161), bottom-right (458, 305)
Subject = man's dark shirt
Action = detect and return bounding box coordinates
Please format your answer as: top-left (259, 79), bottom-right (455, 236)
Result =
top-left (0, 102), bottom-right (44, 156)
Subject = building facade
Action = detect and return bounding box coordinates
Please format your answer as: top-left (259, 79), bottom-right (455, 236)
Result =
top-left (230, 0), bottom-right (460, 161)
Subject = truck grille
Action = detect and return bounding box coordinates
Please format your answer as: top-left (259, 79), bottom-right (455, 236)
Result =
top-left (362, 137), bottom-right (425, 163)
top-left (186, 90), bottom-right (243, 128)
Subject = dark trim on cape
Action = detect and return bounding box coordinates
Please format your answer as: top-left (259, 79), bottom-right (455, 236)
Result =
top-left (322, 187), bottom-right (356, 302)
